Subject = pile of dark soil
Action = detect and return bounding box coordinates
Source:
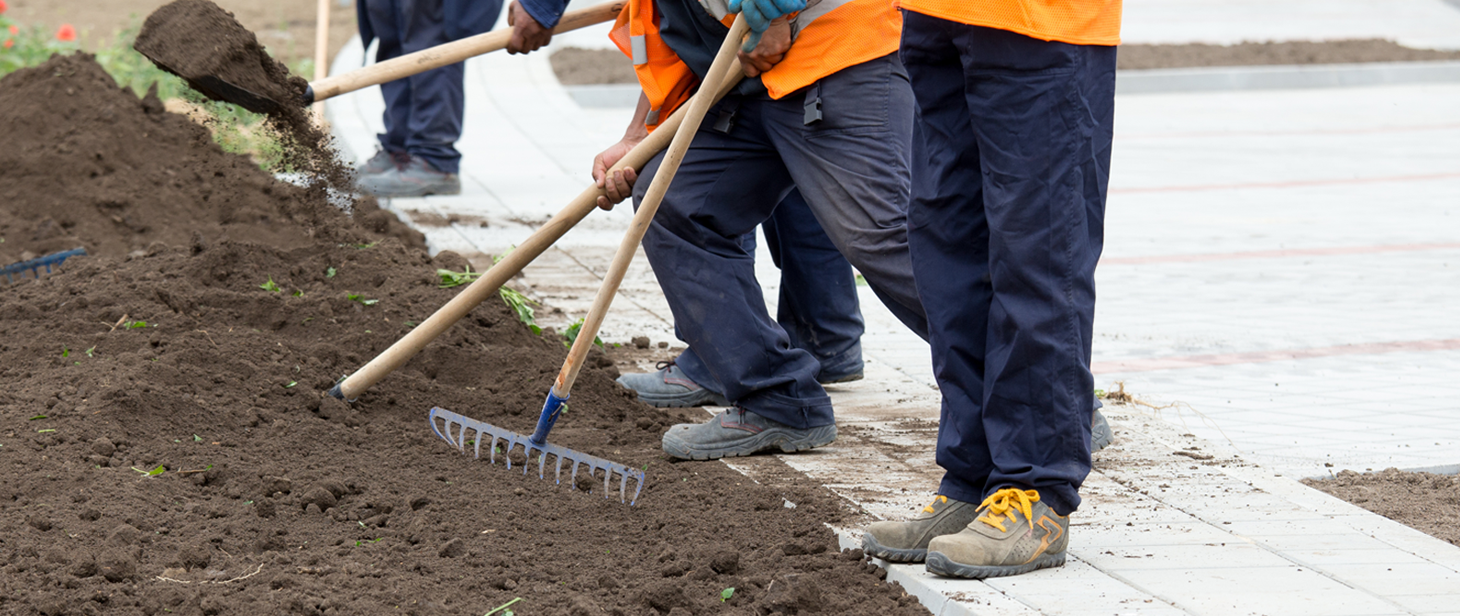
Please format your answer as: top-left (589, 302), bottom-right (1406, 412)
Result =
top-left (0, 240), bottom-right (923, 616)
top-left (134, 0), bottom-right (354, 200)
top-left (1304, 468), bottom-right (1460, 546)
top-left (550, 38), bottom-right (1460, 85)
top-left (0, 53), bottom-right (416, 266)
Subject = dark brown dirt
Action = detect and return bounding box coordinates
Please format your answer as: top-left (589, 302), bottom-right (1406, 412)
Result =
top-left (551, 38), bottom-right (1460, 85)
top-left (0, 53), bottom-right (415, 267)
top-left (1304, 469), bottom-right (1460, 547)
top-left (0, 47), bottom-right (926, 616)
top-left (134, 0), bottom-right (355, 199)
top-left (1118, 39), bottom-right (1460, 70)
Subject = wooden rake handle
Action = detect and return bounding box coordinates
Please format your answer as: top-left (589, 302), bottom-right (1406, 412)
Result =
top-left (330, 59), bottom-right (746, 401)
top-left (551, 14), bottom-right (751, 398)
top-left (307, 2), bottom-right (626, 103)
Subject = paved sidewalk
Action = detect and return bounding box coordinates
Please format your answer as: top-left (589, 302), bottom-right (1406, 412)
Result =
top-left (324, 2), bottom-right (1460, 612)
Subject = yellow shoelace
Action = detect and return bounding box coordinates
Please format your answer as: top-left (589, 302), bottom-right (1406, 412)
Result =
top-left (975, 488), bottom-right (1041, 532)
top-left (921, 495), bottom-right (949, 514)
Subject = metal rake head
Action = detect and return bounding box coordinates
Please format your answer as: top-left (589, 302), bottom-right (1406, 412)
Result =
top-left (428, 407), bottom-right (646, 505)
top-left (3, 248), bottom-right (86, 285)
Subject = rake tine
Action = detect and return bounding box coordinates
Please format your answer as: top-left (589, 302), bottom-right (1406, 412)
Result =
top-left (554, 453), bottom-right (565, 485)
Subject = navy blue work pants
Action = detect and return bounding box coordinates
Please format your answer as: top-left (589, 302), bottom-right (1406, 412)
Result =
top-left (364, 0), bottom-right (470, 174)
top-left (677, 188), bottom-right (866, 392)
top-left (635, 53), bottom-right (927, 429)
top-left (900, 13), bottom-right (1116, 516)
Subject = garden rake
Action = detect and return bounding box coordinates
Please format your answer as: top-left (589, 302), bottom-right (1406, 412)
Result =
top-left (2, 248), bottom-right (86, 285)
top-left (428, 15), bottom-right (751, 506)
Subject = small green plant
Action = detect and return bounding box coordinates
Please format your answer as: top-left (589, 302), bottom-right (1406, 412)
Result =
top-left (84, 346), bottom-right (95, 358)
top-left (354, 537), bottom-right (384, 546)
top-left (259, 278), bottom-right (282, 293)
top-left (326, 267), bottom-right (337, 278)
top-left (60, 346), bottom-right (69, 358)
top-left (347, 293), bottom-right (379, 306)
top-left (126, 320), bottom-right (149, 329)
top-left (350, 241), bottom-right (379, 250)
top-left (284, 381), bottom-right (298, 388)
top-left (28, 414), bottom-right (46, 421)
top-left (484, 598), bottom-right (521, 616)
top-left (436, 266), bottom-right (479, 288)
top-left (292, 289), bottom-right (304, 297)
top-left (854, 273), bottom-right (868, 287)
top-left (721, 587), bottom-right (736, 602)
top-left (192, 434), bottom-right (202, 442)
top-left (131, 464), bottom-right (165, 477)
top-left (562, 318), bottom-right (603, 349)
top-left (499, 287), bottom-right (538, 331)
top-left (37, 428), bottom-right (56, 433)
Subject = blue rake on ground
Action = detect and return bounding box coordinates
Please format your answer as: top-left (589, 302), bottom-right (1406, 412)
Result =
top-left (428, 407), bottom-right (647, 505)
top-left (2, 248), bottom-right (87, 285)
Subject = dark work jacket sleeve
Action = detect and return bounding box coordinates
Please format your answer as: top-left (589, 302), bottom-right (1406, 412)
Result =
top-left (357, 0), bottom-right (505, 50)
top-left (518, 0), bottom-right (571, 29)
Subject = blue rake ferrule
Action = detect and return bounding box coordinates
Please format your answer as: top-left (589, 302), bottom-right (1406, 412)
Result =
top-left (2, 248), bottom-right (86, 285)
top-left (427, 406), bottom-right (647, 505)
top-left (530, 389), bottom-right (569, 445)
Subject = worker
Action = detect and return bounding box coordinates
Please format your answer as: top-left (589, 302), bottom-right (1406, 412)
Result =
top-left (590, 0), bottom-right (931, 459)
top-left (357, 0), bottom-right (555, 197)
top-left (618, 188), bottom-right (867, 408)
top-left (724, 0), bottom-right (1124, 580)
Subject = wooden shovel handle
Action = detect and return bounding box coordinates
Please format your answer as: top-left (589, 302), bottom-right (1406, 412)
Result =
top-left (332, 62), bottom-right (745, 401)
top-left (309, 2), bottom-right (626, 103)
top-left (552, 15), bottom-right (750, 398)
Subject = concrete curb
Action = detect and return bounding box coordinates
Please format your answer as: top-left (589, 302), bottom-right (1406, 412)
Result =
top-left (562, 61), bottom-right (1460, 108)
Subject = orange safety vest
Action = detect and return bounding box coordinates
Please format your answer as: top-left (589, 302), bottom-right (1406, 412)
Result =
top-left (896, 0), bottom-right (1122, 46)
top-left (610, 0), bottom-right (901, 131)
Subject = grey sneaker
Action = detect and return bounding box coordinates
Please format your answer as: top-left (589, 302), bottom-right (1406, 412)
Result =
top-left (616, 361), bottom-right (729, 408)
top-left (862, 495), bottom-right (981, 563)
top-left (661, 407), bottom-right (836, 460)
top-left (925, 488), bottom-right (1069, 579)
top-left (360, 149), bottom-right (406, 175)
top-left (357, 155), bottom-right (460, 197)
top-left (1092, 408), bottom-right (1114, 451)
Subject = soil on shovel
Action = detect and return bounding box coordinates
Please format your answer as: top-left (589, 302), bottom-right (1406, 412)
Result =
top-left (1304, 469), bottom-right (1460, 547)
top-left (0, 53), bottom-right (415, 266)
top-left (134, 0), bottom-right (355, 199)
top-left (0, 54), bottom-right (927, 616)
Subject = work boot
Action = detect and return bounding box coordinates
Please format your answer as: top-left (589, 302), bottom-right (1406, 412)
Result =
top-left (616, 361), bottom-right (729, 408)
top-left (359, 148), bottom-right (406, 176)
top-left (661, 407), bottom-right (836, 460)
top-left (925, 488), bottom-right (1069, 579)
top-left (1092, 408), bottom-right (1114, 451)
top-left (861, 495), bottom-right (981, 563)
top-left (356, 155), bottom-right (460, 198)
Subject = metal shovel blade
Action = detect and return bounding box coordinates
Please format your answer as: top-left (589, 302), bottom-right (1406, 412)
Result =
top-left (428, 407), bottom-right (647, 505)
top-left (137, 52), bottom-right (282, 115)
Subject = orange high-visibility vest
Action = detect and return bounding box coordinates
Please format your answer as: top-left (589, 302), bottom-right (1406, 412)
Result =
top-left (897, 0), bottom-right (1122, 46)
top-left (610, 0), bottom-right (901, 131)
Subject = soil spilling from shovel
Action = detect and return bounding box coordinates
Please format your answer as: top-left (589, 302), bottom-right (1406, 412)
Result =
top-left (0, 53), bottom-right (418, 266)
top-left (134, 0), bottom-right (355, 200)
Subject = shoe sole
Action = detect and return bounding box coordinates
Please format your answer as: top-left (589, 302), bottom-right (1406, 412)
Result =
top-left (818, 372), bottom-right (864, 385)
top-left (662, 424), bottom-right (836, 460)
top-left (861, 533), bottom-right (926, 563)
top-left (924, 551), bottom-right (1065, 579)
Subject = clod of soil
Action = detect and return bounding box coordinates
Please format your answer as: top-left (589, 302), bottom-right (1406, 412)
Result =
top-left (0, 53), bottom-right (417, 265)
top-left (134, 0), bottom-right (355, 199)
top-left (1304, 468), bottom-right (1460, 546)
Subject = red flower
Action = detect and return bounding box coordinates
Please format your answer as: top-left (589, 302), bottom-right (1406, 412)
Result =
top-left (56, 23), bottom-right (76, 42)
top-left (7, 25), bottom-right (16, 35)
top-left (0, 0), bottom-right (9, 15)
top-left (3, 40), bottom-right (11, 50)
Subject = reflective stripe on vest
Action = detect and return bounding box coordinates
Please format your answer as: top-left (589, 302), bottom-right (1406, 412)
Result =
top-left (610, 0), bottom-right (700, 132)
top-left (896, 0), bottom-right (1122, 46)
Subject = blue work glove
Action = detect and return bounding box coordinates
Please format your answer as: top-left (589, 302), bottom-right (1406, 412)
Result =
top-left (728, 0), bottom-right (806, 51)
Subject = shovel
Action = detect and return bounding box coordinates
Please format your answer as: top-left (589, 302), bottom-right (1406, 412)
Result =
top-left (429, 15), bottom-right (752, 505)
top-left (139, 2), bottom-right (625, 115)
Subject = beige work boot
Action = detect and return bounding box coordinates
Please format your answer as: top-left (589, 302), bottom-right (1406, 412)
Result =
top-left (861, 495), bottom-right (981, 563)
top-left (925, 488), bottom-right (1069, 579)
